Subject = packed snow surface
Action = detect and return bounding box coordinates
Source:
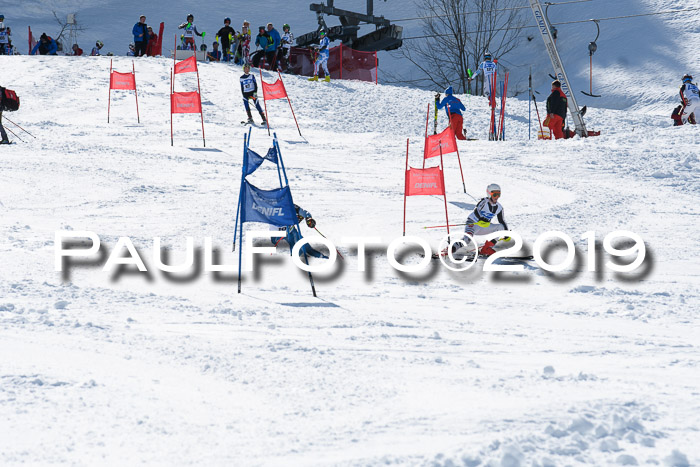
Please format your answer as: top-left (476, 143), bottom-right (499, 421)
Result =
top-left (0, 50), bottom-right (699, 465)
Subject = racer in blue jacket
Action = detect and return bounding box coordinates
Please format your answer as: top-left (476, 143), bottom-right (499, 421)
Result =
top-left (436, 86), bottom-right (467, 139)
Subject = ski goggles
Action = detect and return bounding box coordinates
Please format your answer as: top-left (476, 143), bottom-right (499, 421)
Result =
top-left (490, 191), bottom-right (501, 197)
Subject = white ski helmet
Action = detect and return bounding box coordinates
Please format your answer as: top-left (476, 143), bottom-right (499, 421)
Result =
top-left (487, 183), bottom-right (501, 196)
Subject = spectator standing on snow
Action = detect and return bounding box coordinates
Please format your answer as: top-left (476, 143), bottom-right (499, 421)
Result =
top-left (679, 74), bottom-right (699, 125)
top-left (146, 26), bottom-right (158, 56)
top-left (545, 80), bottom-right (567, 139)
top-left (308, 30), bottom-right (330, 82)
top-left (71, 44), bottom-right (83, 56)
top-left (279, 24), bottom-right (294, 71)
top-left (240, 63), bottom-right (267, 126)
top-left (31, 33), bottom-right (58, 55)
top-left (436, 87), bottom-right (467, 140)
top-left (216, 17), bottom-right (236, 62)
top-left (266, 23), bottom-right (281, 71)
top-left (238, 21), bottom-right (252, 65)
top-left (91, 40), bottom-right (104, 56)
top-left (253, 26), bottom-right (273, 68)
top-left (178, 14), bottom-right (205, 50)
top-left (132, 15), bottom-right (149, 57)
top-left (0, 16), bottom-right (12, 56)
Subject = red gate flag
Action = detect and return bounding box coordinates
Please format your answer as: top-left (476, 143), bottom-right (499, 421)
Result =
top-left (261, 78), bottom-right (287, 100)
top-left (174, 55), bottom-right (197, 74)
top-left (110, 71), bottom-right (136, 90)
top-left (405, 166), bottom-right (445, 196)
top-left (424, 126), bottom-right (457, 159)
top-left (171, 92), bottom-right (202, 113)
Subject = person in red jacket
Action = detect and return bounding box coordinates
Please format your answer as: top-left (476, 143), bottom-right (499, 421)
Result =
top-left (71, 43), bottom-right (83, 56)
top-left (146, 26), bottom-right (158, 56)
top-left (545, 80), bottom-right (567, 139)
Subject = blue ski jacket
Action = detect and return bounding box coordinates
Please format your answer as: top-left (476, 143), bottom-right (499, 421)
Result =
top-left (133, 22), bottom-right (149, 43)
top-left (268, 28), bottom-right (281, 51)
top-left (436, 86), bottom-right (465, 116)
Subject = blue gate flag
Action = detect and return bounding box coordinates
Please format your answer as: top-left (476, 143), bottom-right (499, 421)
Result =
top-left (245, 146), bottom-right (280, 176)
top-left (240, 180), bottom-right (297, 227)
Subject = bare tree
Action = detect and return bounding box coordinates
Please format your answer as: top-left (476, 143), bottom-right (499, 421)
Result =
top-left (386, 0), bottom-right (526, 95)
top-left (52, 11), bottom-right (87, 53)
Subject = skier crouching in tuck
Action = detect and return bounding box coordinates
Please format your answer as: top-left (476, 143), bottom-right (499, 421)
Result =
top-left (279, 205), bottom-right (328, 259)
top-left (240, 64), bottom-right (267, 125)
top-left (435, 86), bottom-right (467, 140)
top-left (450, 183), bottom-right (511, 257)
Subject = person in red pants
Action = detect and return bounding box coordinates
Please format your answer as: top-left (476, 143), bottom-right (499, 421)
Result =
top-left (436, 86), bottom-right (467, 140)
top-left (546, 80), bottom-right (567, 139)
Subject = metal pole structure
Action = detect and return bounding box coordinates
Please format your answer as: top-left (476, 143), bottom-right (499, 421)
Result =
top-left (108, 59), bottom-right (112, 123)
top-left (439, 142), bottom-right (450, 244)
top-left (233, 127), bottom-right (252, 252)
top-left (194, 58), bottom-right (205, 147)
top-left (528, 68), bottom-right (532, 140)
top-left (132, 61), bottom-right (140, 123)
top-left (260, 68), bottom-right (271, 136)
top-left (403, 138), bottom-right (409, 237)
top-left (170, 68), bottom-right (174, 146)
top-left (446, 104), bottom-right (466, 193)
top-left (279, 71), bottom-right (303, 137)
top-left (529, 0), bottom-right (588, 136)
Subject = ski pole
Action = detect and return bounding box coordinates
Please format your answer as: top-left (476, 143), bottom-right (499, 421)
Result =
top-left (3, 125), bottom-right (25, 143)
top-left (314, 227), bottom-right (344, 259)
top-left (3, 117), bottom-right (36, 138)
top-left (423, 223), bottom-right (468, 229)
top-left (532, 94), bottom-right (544, 135)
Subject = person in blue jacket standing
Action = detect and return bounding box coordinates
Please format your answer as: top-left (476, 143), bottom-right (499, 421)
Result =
top-left (266, 23), bottom-right (280, 71)
top-left (31, 33), bottom-right (57, 55)
top-left (436, 86), bottom-right (467, 139)
top-left (132, 15), bottom-right (149, 57)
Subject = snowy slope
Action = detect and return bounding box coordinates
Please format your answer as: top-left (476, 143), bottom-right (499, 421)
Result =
top-left (1, 49), bottom-right (699, 466)
top-left (4, 0), bottom-right (700, 112)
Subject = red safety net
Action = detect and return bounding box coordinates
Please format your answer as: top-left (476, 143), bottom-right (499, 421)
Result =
top-left (261, 78), bottom-right (287, 100)
top-left (110, 71), bottom-right (136, 90)
top-left (424, 127), bottom-right (458, 159)
top-left (287, 44), bottom-right (377, 83)
top-left (405, 166), bottom-right (445, 196)
top-left (171, 92), bottom-right (202, 114)
top-left (174, 55), bottom-right (198, 74)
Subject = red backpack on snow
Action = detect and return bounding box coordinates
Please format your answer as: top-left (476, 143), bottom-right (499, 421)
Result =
top-left (0, 87), bottom-right (20, 112)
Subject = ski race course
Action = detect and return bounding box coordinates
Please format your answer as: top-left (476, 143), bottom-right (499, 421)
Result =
top-left (1, 54), bottom-right (699, 466)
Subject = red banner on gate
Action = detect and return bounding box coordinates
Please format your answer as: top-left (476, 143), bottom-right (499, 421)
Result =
top-left (171, 92), bottom-right (202, 113)
top-left (174, 55), bottom-right (197, 74)
top-left (110, 71), bottom-right (136, 90)
top-left (261, 78), bottom-right (288, 100)
top-left (405, 166), bottom-right (445, 196)
top-left (424, 127), bottom-right (458, 159)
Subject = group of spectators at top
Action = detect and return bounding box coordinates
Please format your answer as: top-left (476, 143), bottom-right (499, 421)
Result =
top-left (1, 12), bottom-right (298, 65)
